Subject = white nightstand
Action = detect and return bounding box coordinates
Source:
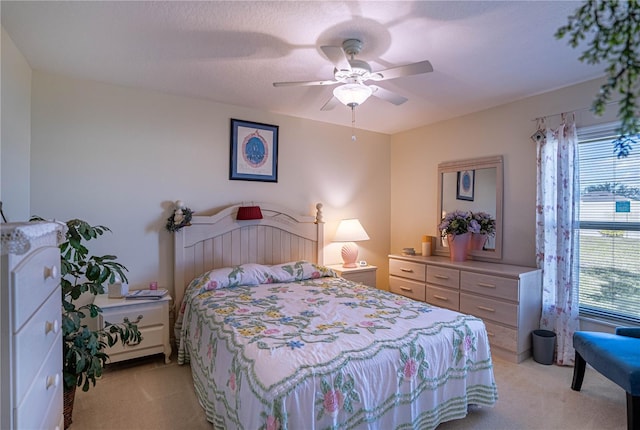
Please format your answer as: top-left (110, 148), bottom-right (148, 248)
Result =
top-left (93, 293), bottom-right (172, 364)
top-left (327, 264), bottom-right (377, 288)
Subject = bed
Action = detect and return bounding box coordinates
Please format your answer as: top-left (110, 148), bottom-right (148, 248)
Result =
top-left (174, 202), bottom-right (497, 429)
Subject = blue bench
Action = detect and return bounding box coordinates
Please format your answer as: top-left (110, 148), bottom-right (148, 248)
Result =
top-left (572, 327), bottom-right (640, 430)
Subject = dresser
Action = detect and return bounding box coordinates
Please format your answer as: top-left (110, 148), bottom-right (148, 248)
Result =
top-left (1, 222), bottom-right (65, 430)
top-left (389, 254), bottom-right (542, 363)
top-left (94, 293), bottom-right (172, 364)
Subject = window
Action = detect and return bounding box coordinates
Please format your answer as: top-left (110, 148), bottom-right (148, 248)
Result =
top-left (577, 123), bottom-right (640, 323)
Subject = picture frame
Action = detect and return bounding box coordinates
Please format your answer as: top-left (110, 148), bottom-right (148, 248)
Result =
top-left (229, 118), bottom-right (279, 182)
top-left (456, 170), bottom-right (475, 201)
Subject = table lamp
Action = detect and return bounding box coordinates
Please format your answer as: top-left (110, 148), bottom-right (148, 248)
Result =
top-left (333, 218), bottom-right (370, 268)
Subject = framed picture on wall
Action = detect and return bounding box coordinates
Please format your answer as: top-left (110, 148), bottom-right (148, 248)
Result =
top-left (229, 118), bottom-right (279, 182)
top-left (456, 170), bottom-right (475, 201)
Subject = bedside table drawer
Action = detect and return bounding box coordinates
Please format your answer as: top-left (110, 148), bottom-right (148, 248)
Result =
top-left (343, 271), bottom-right (376, 287)
top-left (426, 284), bottom-right (459, 311)
top-left (389, 259), bottom-right (425, 282)
top-left (426, 266), bottom-right (459, 289)
top-left (389, 276), bottom-right (425, 301)
top-left (106, 325), bottom-right (165, 355)
top-left (460, 293), bottom-right (518, 326)
top-left (101, 301), bottom-right (165, 328)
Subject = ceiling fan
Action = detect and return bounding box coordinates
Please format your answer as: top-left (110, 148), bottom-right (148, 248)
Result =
top-left (273, 38), bottom-right (434, 111)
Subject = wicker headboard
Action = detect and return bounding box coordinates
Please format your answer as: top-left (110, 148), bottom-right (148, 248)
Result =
top-left (173, 202), bottom-right (324, 308)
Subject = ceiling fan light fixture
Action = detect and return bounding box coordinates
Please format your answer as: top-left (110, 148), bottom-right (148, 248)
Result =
top-left (333, 83), bottom-right (372, 107)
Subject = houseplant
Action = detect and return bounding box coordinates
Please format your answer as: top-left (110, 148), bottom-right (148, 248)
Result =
top-left (33, 217), bottom-right (142, 428)
top-left (438, 210), bottom-right (472, 261)
top-left (468, 211), bottom-right (496, 251)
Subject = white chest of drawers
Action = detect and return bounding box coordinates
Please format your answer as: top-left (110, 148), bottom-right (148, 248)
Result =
top-left (389, 254), bottom-right (542, 363)
top-left (1, 222), bottom-right (64, 430)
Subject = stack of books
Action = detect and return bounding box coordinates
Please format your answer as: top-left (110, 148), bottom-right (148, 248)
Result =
top-left (126, 288), bottom-right (169, 300)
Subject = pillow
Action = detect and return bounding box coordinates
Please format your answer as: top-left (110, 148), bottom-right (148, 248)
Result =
top-left (186, 261), bottom-right (336, 295)
top-left (270, 260), bottom-right (336, 281)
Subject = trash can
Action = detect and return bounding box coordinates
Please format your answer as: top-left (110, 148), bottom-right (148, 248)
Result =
top-left (532, 329), bottom-right (556, 365)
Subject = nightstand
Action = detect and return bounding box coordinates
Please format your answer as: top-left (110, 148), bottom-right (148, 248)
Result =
top-left (93, 293), bottom-right (172, 364)
top-left (327, 264), bottom-right (377, 288)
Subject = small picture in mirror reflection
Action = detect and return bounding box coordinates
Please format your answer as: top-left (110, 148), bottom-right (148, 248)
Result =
top-left (457, 170), bottom-right (475, 201)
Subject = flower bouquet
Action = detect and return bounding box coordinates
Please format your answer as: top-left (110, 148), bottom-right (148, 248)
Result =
top-left (438, 210), bottom-right (472, 261)
top-left (468, 211), bottom-right (496, 251)
top-left (438, 210), bottom-right (472, 238)
top-left (469, 211), bottom-right (496, 236)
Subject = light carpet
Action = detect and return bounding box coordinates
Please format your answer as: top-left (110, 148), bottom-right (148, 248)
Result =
top-left (72, 353), bottom-right (626, 429)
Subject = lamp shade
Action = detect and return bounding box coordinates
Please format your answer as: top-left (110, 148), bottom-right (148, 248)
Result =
top-left (334, 219), bottom-right (369, 268)
top-left (236, 206), bottom-right (263, 220)
top-left (333, 84), bottom-right (373, 107)
top-left (333, 219), bottom-right (370, 242)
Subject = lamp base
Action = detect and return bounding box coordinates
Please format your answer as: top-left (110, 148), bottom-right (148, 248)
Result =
top-left (341, 242), bottom-right (359, 268)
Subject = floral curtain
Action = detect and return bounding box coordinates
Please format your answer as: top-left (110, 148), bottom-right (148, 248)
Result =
top-left (535, 114), bottom-right (580, 366)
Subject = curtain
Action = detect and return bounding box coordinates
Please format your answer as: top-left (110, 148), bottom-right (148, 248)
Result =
top-left (535, 114), bottom-right (580, 366)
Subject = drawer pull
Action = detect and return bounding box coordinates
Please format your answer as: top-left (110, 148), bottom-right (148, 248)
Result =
top-left (477, 282), bottom-right (496, 288)
top-left (400, 287), bottom-right (413, 292)
top-left (487, 331), bottom-right (495, 337)
top-left (44, 265), bottom-right (58, 280)
top-left (433, 295), bottom-right (449, 301)
top-left (434, 275), bottom-right (449, 280)
top-left (400, 268), bottom-right (414, 273)
top-left (45, 319), bottom-right (60, 335)
top-left (46, 373), bottom-right (60, 390)
top-left (477, 305), bottom-right (495, 313)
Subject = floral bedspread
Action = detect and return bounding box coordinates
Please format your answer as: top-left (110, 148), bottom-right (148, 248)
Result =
top-left (177, 261), bottom-right (497, 430)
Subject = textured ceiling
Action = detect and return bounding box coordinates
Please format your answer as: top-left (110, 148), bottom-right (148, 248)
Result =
top-left (1, 1), bottom-right (602, 135)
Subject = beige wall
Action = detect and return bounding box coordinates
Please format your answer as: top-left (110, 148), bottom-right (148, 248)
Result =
top-left (3, 32), bottom-right (621, 300)
top-left (28, 72), bottom-right (391, 297)
top-left (1, 28), bottom-right (32, 221)
top-left (390, 77), bottom-right (618, 269)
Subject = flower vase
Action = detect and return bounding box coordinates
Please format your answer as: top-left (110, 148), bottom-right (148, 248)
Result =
top-left (469, 233), bottom-right (488, 251)
top-left (447, 232), bottom-right (471, 262)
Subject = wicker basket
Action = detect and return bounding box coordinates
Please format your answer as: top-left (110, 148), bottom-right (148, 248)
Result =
top-left (63, 385), bottom-right (76, 429)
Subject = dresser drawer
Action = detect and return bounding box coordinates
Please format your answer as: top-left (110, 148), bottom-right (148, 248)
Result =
top-left (460, 272), bottom-right (519, 301)
top-left (15, 328), bottom-right (62, 430)
top-left (426, 266), bottom-right (460, 289)
top-left (460, 293), bottom-right (518, 326)
top-left (426, 285), bottom-right (459, 311)
top-left (389, 259), bottom-right (425, 282)
top-left (100, 301), bottom-right (166, 329)
top-left (483, 320), bottom-right (518, 353)
top-left (14, 286), bottom-right (61, 404)
top-left (389, 276), bottom-right (426, 301)
top-left (12, 246), bottom-right (60, 331)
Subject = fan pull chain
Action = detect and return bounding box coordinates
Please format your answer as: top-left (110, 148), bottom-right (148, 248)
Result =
top-left (351, 106), bottom-right (357, 141)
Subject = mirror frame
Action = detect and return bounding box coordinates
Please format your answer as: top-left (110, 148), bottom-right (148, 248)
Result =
top-left (436, 155), bottom-right (504, 261)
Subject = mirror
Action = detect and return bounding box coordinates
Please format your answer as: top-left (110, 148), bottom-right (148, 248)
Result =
top-left (436, 155), bottom-right (503, 261)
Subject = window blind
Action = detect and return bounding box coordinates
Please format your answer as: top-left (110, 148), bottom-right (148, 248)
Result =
top-left (577, 122), bottom-right (640, 323)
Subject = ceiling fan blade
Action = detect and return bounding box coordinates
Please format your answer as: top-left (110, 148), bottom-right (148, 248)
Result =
top-left (320, 45), bottom-right (351, 71)
top-left (273, 79), bottom-right (339, 87)
top-left (369, 60), bottom-right (433, 81)
top-left (369, 85), bottom-right (408, 105)
top-left (320, 96), bottom-right (341, 111)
